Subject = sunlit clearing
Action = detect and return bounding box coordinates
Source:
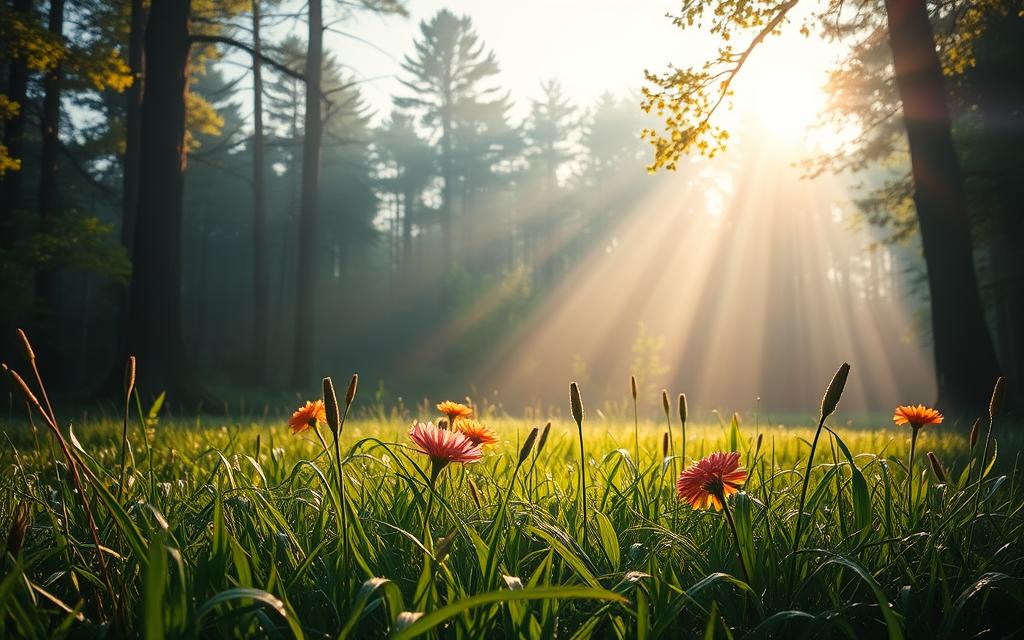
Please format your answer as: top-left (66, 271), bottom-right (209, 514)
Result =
top-left (469, 134), bottom-right (935, 418)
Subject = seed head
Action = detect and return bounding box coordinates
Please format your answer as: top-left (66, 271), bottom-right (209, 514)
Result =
top-left (536, 421), bottom-right (551, 455)
top-left (926, 451), bottom-right (947, 483)
top-left (989, 377), bottom-right (1005, 424)
top-left (323, 377), bottom-right (341, 435)
top-left (569, 382), bottom-right (584, 426)
top-left (519, 427), bottom-right (540, 465)
top-left (16, 329), bottom-right (35, 362)
top-left (820, 363), bottom-right (851, 421)
top-left (345, 373), bottom-right (359, 408)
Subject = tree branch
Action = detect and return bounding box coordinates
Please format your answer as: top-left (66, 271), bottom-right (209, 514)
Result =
top-left (190, 33), bottom-right (306, 83)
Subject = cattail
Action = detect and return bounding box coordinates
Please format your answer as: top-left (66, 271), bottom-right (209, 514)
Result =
top-left (323, 377), bottom-right (341, 435)
top-left (16, 328), bottom-right (35, 362)
top-left (518, 427), bottom-right (539, 465)
top-left (926, 451), bottom-right (947, 484)
top-left (630, 375), bottom-right (637, 401)
top-left (662, 432), bottom-right (669, 458)
top-left (4, 365), bottom-right (40, 408)
top-left (5, 502), bottom-right (30, 556)
top-left (755, 432), bottom-right (763, 454)
top-left (969, 418), bottom-right (980, 449)
top-left (678, 393), bottom-right (688, 425)
top-left (124, 356), bottom-right (137, 396)
top-left (820, 363), bottom-right (851, 421)
top-left (345, 373), bottom-right (359, 408)
top-left (467, 477), bottom-right (481, 510)
top-left (989, 377), bottom-right (1004, 424)
top-left (661, 389), bottom-right (670, 420)
top-left (570, 382), bottom-right (584, 426)
top-left (536, 421), bottom-right (551, 455)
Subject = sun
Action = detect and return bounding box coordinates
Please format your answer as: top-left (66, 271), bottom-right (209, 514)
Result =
top-left (751, 66), bottom-right (828, 137)
top-left (730, 34), bottom-right (841, 150)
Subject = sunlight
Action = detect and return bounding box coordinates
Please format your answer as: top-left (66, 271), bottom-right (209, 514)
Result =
top-left (473, 134), bottom-right (935, 416)
top-left (725, 29), bottom-right (843, 153)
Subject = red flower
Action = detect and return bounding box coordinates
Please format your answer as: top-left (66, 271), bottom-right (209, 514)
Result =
top-left (676, 451), bottom-right (747, 511)
top-left (289, 400), bottom-right (327, 434)
top-left (893, 405), bottom-right (943, 430)
top-left (436, 400), bottom-right (473, 426)
top-left (456, 419), bottom-right (499, 447)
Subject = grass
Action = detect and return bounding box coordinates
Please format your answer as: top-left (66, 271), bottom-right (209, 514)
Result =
top-left (1, 366), bottom-right (1023, 638)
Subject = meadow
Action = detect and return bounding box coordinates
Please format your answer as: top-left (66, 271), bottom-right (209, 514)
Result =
top-left (1, 362), bottom-right (1022, 639)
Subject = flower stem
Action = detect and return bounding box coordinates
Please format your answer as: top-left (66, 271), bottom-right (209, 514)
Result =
top-left (720, 494), bottom-right (751, 585)
top-left (907, 426), bottom-right (920, 524)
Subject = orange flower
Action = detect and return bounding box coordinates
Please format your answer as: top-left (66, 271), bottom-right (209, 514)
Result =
top-left (893, 404), bottom-right (943, 430)
top-left (289, 400), bottom-right (327, 434)
top-left (456, 419), bottom-right (499, 447)
top-left (436, 400), bottom-right (473, 426)
top-left (676, 451), bottom-right (747, 511)
top-left (409, 421), bottom-right (482, 476)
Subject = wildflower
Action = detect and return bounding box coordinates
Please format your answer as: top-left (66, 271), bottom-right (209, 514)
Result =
top-left (677, 451), bottom-right (752, 583)
top-left (289, 400), bottom-right (327, 434)
top-left (436, 400), bottom-right (473, 426)
top-left (895, 404), bottom-right (942, 517)
top-left (893, 405), bottom-right (943, 430)
top-left (676, 451), bottom-right (747, 511)
top-left (409, 421), bottom-right (482, 478)
top-left (456, 419), bottom-right (499, 447)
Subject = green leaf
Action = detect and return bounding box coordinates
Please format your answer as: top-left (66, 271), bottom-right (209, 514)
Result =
top-left (594, 510), bottom-right (620, 571)
top-left (143, 536), bottom-right (168, 640)
top-left (391, 586), bottom-right (627, 640)
top-left (196, 588), bottom-right (303, 639)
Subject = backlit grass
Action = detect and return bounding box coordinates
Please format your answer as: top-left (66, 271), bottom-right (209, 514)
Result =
top-left (1, 368), bottom-right (1022, 638)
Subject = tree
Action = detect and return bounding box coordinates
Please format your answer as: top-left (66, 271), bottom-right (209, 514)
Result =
top-left (523, 79), bottom-right (577, 285)
top-left (395, 9), bottom-right (504, 276)
top-left (373, 111), bottom-right (435, 276)
top-left (290, 0), bottom-right (323, 386)
top-left (121, 0), bottom-right (144, 254)
top-left (251, 0), bottom-right (268, 382)
top-left (126, 0), bottom-right (197, 399)
top-left (642, 0), bottom-right (1004, 414)
top-left (290, 0), bottom-right (405, 386)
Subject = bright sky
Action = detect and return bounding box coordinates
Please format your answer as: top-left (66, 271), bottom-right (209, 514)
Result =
top-left (323, 0), bottom-right (843, 136)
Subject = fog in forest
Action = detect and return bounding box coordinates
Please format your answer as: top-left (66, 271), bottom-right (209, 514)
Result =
top-left (12, 0), bottom-right (1021, 417)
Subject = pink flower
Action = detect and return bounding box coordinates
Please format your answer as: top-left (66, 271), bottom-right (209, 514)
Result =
top-left (409, 421), bottom-right (483, 477)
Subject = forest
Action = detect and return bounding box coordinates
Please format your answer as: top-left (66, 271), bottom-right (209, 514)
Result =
top-left (1, 0), bottom-right (1024, 638)
top-left (0, 0), bottom-right (1018, 415)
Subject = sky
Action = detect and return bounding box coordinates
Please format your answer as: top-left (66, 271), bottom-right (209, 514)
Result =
top-left (317, 0), bottom-right (842, 132)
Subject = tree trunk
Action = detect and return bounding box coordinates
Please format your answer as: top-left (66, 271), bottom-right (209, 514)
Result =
top-left (883, 0), bottom-right (1002, 415)
top-left (251, 0), bottom-right (268, 383)
top-left (35, 0), bottom-right (65, 320)
top-left (127, 0), bottom-right (201, 402)
top-left (402, 186), bottom-right (414, 276)
top-left (121, 0), bottom-right (145, 254)
top-left (0, 0), bottom-right (33, 246)
top-left (38, 0), bottom-right (64, 224)
top-left (290, 0), bottom-right (322, 387)
top-left (440, 107), bottom-right (454, 279)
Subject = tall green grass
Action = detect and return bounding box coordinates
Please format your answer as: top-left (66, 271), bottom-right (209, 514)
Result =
top-left (1, 366), bottom-right (1022, 638)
